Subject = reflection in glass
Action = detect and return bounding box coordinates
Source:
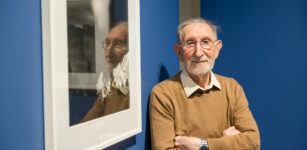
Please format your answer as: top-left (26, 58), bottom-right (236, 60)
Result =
top-left (67, 1), bottom-right (95, 73)
top-left (67, 0), bottom-right (129, 126)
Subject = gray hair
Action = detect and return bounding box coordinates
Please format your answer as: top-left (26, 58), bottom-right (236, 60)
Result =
top-left (177, 18), bottom-right (219, 43)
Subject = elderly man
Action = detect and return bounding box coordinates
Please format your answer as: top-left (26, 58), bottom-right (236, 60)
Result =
top-left (82, 22), bottom-right (129, 122)
top-left (150, 18), bottom-right (260, 150)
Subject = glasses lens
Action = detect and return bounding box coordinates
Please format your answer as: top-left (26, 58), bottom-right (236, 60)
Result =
top-left (182, 41), bottom-right (194, 50)
top-left (201, 40), bottom-right (212, 49)
top-left (114, 41), bottom-right (126, 50)
top-left (182, 40), bottom-right (213, 50)
top-left (102, 41), bottom-right (112, 49)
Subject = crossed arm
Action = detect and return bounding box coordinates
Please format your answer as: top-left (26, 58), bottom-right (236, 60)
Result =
top-left (174, 126), bottom-right (241, 150)
top-left (149, 83), bottom-right (260, 150)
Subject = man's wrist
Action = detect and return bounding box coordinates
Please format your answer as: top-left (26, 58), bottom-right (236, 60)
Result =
top-left (199, 138), bottom-right (209, 150)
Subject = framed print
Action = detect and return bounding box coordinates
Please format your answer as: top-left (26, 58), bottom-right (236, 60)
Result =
top-left (42, 0), bottom-right (141, 149)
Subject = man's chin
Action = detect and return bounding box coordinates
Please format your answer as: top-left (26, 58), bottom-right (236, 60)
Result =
top-left (184, 62), bottom-right (214, 76)
top-left (186, 66), bottom-right (211, 76)
top-left (189, 69), bottom-right (210, 76)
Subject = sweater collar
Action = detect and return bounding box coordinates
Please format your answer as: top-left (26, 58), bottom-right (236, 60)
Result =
top-left (180, 69), bottom-right (221, 97)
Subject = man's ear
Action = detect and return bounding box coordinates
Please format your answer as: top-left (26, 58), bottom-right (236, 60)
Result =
top-left (174, 44), bottom-right (183, 62)
top-left (214, 40), bottom-right (223, 59)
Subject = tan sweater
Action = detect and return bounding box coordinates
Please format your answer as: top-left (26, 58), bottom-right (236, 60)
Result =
top-left (150, 72), bottom-right (260, 150)
top-left (81, 87), bottom-right (129, 122)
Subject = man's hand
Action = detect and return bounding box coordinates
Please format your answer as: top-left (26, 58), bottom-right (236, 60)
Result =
top-left (174, 136), bottom-right (201, 150)
top-left (222, 126), bottom-right (241, 137)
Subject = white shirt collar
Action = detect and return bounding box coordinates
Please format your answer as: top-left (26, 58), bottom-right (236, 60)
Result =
top-left (180, 69), bottom-right (221, 97)
top-left (96, 53), bottom-right (129, 98)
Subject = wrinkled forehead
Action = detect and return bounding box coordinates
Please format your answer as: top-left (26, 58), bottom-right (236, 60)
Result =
top-left (106, 25), bottom-right (128, 41)
top-left (182, 22), bottom-right (217, 41)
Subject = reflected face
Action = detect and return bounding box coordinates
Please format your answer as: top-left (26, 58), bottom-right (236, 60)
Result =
top-left (176, 23), bottom-right (222, 76)
top-left (104, 24), bottom-right (128, 71)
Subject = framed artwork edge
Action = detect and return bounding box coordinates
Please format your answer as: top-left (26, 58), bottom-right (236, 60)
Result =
top-left (42, 0), bottom-right (142, 149)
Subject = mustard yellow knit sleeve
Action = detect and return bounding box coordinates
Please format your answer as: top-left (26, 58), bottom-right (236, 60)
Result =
top-left (150, 85), bottom-right (176, 150)
top-left (207, 80), bottom-right (260, 150)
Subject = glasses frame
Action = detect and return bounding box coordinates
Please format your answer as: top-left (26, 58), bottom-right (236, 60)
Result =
top-left (180, 39), bottom-right (219, 51)
top-left (101, 40), bottom-right (127, 50)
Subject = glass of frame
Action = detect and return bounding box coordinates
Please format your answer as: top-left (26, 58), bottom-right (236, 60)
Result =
top-left (42, 0), bottom-right (141, 149)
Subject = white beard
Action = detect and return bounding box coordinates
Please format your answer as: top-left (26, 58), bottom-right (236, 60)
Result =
top-left (184, 55), bottom-right (215, 76)
top-left (96, 52), bottom-right (129, 98)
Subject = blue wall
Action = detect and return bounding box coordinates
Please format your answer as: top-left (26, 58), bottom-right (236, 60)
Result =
top-left (0, 0), bottom-right (179, 149)
top-left (0, 0), bottom-right (44, 149)
top-left (202, 0), bottom-right (307, 149)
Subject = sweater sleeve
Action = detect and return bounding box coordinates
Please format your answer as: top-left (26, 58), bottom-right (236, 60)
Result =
top-left (207, 80), bottom-right (260, 150)
top-left (81, 94), bottom-right (104, 122)
top-left (150, 85), bottom-right (176, 150)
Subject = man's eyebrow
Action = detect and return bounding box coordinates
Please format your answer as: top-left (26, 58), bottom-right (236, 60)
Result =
top-left (184, 36), bottom-right (213, 41)
top-left (200, 36), bottom-right (214, 41)
top-left (185, 38), bottom-right (195, 41)
top-left (113, 38), bottom-right (125, 42)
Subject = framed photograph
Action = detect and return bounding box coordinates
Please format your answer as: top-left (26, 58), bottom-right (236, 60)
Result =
top-left (42, 0), bottom-right (141, 149)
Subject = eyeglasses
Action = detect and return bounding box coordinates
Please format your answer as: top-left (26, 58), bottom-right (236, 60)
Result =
top-left (102, 40), bottom-right (127, 50)
top-left (180, 39), bottom-right (218, 51)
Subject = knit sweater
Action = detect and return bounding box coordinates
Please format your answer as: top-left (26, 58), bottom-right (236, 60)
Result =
top-left (149, 72), bottom-right (260, 150)
top-left (81, 87), bottom-right (129, 122)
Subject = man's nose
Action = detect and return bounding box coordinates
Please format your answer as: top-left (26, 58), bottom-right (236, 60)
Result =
top-left (105, 44), bottom-right (112, 57)
top-left (194, 42), bottom-right (204, 57)
top-left (105, 48), bottom-right (109, 57)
